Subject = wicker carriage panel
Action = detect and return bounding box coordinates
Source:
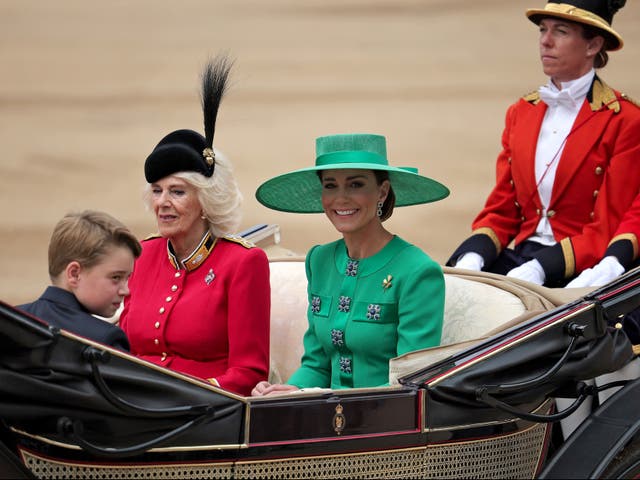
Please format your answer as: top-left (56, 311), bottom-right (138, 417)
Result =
top-left (20, 421), bottom-right (547, 479)
top-left (20, 452), bottom-right (234, 480)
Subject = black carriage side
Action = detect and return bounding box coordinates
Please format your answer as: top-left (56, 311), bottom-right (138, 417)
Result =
top-left (0, 265), bottom-right (639, 478)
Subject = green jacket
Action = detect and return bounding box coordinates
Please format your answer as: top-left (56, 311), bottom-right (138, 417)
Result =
top-left (287, 236), bottom-right (444, 389)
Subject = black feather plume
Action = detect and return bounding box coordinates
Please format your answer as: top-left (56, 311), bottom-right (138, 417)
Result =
top-left (201, 54), bottom-right (234, 148)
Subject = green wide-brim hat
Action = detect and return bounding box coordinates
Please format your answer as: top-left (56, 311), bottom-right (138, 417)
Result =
top-left (255, 133), bottom-right (450, 213)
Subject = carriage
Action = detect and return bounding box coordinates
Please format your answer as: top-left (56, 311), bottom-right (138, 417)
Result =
top-left (2, 224), bottom-right (640, 479)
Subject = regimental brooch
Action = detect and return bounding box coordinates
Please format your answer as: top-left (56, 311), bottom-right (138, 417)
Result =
top-left (382, 275), bottom-right (393, 290)
top-left (205, 269), bottom-right (216, 285)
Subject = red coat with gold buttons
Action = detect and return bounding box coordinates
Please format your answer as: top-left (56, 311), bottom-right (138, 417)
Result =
top-left (120, 235), bottom-right (270, 396)
top-left (448, 78), bottom-right (640, 282)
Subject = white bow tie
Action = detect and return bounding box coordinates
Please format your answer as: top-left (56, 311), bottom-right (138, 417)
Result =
top-left (539, 87), bottom-right (576, 109)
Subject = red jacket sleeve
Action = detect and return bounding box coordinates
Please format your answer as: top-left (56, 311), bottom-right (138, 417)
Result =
top-left (214, 247), bottom-right (271, 395)
top-left (604, 192), bottom-right (640, 269)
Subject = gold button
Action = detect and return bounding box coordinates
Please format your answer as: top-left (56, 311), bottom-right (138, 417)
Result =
top-left (159, 307), bottom-right (165, 314)
top-left (161, 352), bottom-right (167, 361)
top-left (166, 296), bottom-right (173, 302)
top-left (154, 339), bottom-right (159, 345)
top-left (593, 190), bottom-right (599, 198)
top-left (509, 179), bottom-right (514, 186)
top-left (536, 208), bottom-right (541, 215)
top-left (514, 201), bottom-right (520, 208)
top-left (508, 157), bottom-right (512, 164)
top-left (521, 216), bottom-right (525, 221)
top-left (590, 211), bottom-right (595, 219)
top-left (171, 285), bottom-right (178, 292)
top-left (547, 210), bottom-right (556, 218)
top-left (595, 166), bottom-right (603, 175)
top-left (175, 272), bottom-right (181, 278)
top-left (154, 321), bottom-right (160, 329)
top-left (615, 322), bottom-right (623, 329)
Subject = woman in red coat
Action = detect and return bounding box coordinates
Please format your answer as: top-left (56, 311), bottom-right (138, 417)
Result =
top-left (119, 56), bottom-right (270, 396)
top-left (448, 0), bottom-right (640, 287)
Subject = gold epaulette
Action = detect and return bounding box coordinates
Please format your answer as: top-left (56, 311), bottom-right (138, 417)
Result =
top-left (522, 90), bottom-right (541, 104)
top-left (621, 92), bottom-right (640, 109)
top-left (224, 234), bottom-right (256, 249)
top-left (591, 78), bottom-right (620, 113)
top-left (143, 232), bottom-right (162, 242)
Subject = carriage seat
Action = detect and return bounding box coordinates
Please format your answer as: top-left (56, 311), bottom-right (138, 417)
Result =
top-left (267, 259), bottom-right (559, 385)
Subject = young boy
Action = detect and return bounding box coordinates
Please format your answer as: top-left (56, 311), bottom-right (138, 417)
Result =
top-left (17, 210), bottom-right (142, 351)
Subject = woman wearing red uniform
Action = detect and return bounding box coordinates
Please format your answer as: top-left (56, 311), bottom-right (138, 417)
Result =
top-left (448, 0), bottom-right (640, 287)
top-left (120, 56), bottom-right (270, 396)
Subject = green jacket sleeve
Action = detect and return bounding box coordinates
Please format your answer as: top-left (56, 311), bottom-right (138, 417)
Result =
top-left (286, 246), bottom-right (332, 388)
top-left (396, 255), bottom-right (444, 356)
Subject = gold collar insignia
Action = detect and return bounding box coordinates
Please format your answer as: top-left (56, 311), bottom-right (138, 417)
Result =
top-left (523, 78), bottom-right (622, 113)
top-left (167, 232), bottom-right (217, 272)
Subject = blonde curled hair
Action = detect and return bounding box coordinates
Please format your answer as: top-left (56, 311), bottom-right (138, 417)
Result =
top-left (143, 148), bottom-right (242, 238)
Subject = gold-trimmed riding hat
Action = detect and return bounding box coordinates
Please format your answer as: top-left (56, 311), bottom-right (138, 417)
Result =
top-left (526, 0), bottom-right (625, 51)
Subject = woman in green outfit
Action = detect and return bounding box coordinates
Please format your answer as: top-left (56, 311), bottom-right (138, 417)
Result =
top-left (252, 133), bottom-right (450, 395)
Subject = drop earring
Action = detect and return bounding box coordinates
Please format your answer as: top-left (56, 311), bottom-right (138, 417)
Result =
top-left (376, 201), bottom-right (383, 218)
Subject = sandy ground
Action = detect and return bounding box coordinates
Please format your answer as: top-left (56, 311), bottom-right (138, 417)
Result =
top-left (1, 0), bottom-right (639, 305)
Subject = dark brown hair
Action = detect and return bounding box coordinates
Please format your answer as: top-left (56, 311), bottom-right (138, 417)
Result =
top-left (581, 24), bottom-right (609, 68)
top-left (373, 170), bottom-right (396, 221)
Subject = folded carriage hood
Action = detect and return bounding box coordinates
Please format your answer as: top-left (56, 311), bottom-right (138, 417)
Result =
top-left (0, 301), bottom-right (247, 456)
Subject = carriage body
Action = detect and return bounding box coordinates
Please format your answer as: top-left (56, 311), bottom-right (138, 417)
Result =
top-left (2, 228), bottom-right (640, 479)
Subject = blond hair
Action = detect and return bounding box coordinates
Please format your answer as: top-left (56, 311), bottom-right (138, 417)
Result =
top-left (48, 210), bottom-right (142, 280)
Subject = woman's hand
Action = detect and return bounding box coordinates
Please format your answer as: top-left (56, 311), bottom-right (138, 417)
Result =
top-left (251, 381), bottom-right (299, 396)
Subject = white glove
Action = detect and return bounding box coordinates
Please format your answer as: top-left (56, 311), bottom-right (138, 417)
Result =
top-left (507, 259), bottom-right (546, 285)
top-left (454, 252), bottom-right (484, 271)
top-left (565, 256), bottom-right (625, 288)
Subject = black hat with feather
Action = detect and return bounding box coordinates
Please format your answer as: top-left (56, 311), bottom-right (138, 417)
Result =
top-left (144, 55), bottom-right (233, 183)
